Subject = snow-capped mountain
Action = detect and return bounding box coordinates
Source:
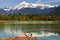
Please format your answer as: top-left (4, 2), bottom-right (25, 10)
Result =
top-left (0, 1), bottom-right (59, 15)
top-left (4, 1), bottom-right (57, 10)
top-left (13, 1), bottom-right (31, 10)
top-left (12, 1), bottom-right (57, 10)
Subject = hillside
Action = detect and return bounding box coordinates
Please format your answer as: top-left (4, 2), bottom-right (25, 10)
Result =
top-left (0, 1), bottom-right (56, 15)
top-left (47, 6), bottom-right (60, 16)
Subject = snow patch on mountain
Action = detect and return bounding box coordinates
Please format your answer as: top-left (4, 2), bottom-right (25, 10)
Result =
top-left (2, 1), bottom-right (59, 15)
top-left (10, 1), bottom-right (57, 10)
top-left (4, 6), bottom-right (12, 11)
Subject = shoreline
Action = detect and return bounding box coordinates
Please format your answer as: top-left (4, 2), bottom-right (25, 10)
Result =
top-left (0, 20), bottom-right (60, 22)
top-left (0, 20), bottom-right (59, 24)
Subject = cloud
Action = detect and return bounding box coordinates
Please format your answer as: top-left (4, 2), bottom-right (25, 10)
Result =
top-left (44, 0), bottom-right (60, 3)
top-left (36, 0), bottom-right (60, 3)
top-left (36, 0), bottom-right (60, 5)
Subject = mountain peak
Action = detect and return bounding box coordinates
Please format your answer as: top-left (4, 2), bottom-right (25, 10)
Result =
top-left (13, 1), bottom-right (30, 10)
top-left (4, 1), bottom-right (58, 10)
top-left (19, 1), bottom-right (29, 6)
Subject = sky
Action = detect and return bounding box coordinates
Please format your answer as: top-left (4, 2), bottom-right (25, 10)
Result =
top-left (0, 0), bottom-right (60, 8)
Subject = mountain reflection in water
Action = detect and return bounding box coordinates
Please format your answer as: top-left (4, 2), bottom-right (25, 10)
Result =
top-left (0, 21), bottom-right (60, 40)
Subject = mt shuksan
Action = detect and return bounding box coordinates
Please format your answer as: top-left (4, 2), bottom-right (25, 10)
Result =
top-left (4, 1), bottom-right (56, 10)
top-left (1, 1), bottom-right (58, 15)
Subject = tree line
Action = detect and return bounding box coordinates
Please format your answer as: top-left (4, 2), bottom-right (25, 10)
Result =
top-left (0, 14), bottom-right (60, 21)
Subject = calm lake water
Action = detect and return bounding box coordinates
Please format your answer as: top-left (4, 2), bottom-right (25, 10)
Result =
top-left (0, 21), bottom-right (60, 40)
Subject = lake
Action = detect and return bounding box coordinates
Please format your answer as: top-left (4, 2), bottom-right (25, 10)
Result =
top-left (0, 21), bottom-right (60, 40)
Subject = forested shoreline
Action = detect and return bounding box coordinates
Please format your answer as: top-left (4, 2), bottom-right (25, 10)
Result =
top-left (0, 14), bottom-right (60, 21)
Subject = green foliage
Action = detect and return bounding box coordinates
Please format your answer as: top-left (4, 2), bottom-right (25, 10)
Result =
top-left (0, 13), bottom-right (59, 21)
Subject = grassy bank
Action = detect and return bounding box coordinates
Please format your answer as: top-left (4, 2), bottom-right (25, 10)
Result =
top-left (0, 37), bottom-right (36, 40)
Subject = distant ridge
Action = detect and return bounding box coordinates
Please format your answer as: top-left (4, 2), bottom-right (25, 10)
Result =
top-left (0, 1), bottom-right (59, 16)
top-left (47, 6), bottom-right (60, 16)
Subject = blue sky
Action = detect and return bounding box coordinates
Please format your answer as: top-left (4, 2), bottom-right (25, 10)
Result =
top-left (0, 0), bottom-right (60, 8)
